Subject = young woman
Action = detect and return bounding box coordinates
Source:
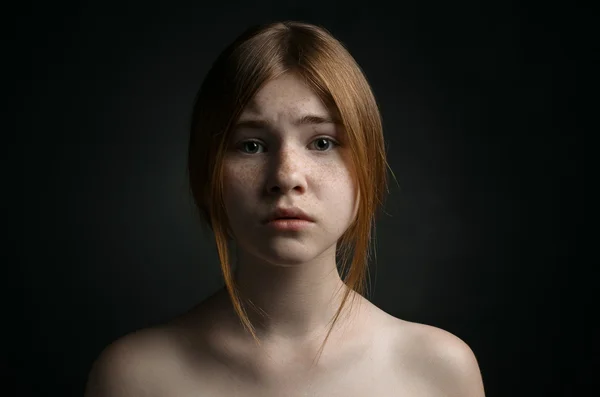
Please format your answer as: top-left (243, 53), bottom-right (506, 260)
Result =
top-left (85, 21), bottom-right (486, 397)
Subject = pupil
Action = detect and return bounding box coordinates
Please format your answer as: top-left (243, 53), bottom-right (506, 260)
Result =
top-left (246, 142), bottom-right (258, 152)
top-left (244, 140), bottom-right (330, 152)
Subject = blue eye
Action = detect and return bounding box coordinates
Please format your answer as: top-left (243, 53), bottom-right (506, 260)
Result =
top-left (238, 137), bottom-right (339, 154)
top-left (241, 141), bottom-right (263, 154)
top-left (312, 137), bottom-right (337, 151)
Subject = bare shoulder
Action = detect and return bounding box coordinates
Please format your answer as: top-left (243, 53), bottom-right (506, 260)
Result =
top-left (392, 319), bottom-right (486, 397)
top-left (84, 326), bottom-right (186, 397)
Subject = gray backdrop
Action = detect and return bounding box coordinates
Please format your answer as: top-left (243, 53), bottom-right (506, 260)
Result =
top-left (7, 1), bottom-right (587, 396)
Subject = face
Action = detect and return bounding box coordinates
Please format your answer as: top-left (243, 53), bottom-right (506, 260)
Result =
top-left (222, 73), bottom-right (359, 266)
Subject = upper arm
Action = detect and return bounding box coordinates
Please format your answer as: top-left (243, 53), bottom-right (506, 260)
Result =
top-left (84, 334), bottom-right (158, 397)
top-left (398, 323), bottom-right (485, 397)
top-left (422, 326), bottom-right (486, 397)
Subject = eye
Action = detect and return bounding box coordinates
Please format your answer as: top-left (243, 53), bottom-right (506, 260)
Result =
top-left (310, 137), bottom-right (339, 151)
top-left (240, 140), bottom-right (264, 154)
top-left (238, 137), bottom-right (339, 154)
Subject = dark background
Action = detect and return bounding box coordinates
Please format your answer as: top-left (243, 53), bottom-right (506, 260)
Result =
top-left (7, 1), bottom-right (588, 396)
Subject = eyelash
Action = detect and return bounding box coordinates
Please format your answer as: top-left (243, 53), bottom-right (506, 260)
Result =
top-left (236, 136), bottom-right (340, 154)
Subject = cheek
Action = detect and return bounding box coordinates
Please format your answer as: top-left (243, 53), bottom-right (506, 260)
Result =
top-left (324, 166), bottom-right (358, 214)
top-left (222, 163), bottom-right (261, 210)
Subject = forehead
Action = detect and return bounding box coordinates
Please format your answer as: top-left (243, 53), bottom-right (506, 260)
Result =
top-left (241, 73), bottom-right (332, 120)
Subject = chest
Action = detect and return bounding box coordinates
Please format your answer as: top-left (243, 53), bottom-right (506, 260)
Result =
top-left (168, 368), bottom-right (440, 397)
top-left (171, 358), bottom-right (399, 397)
top-left (163, 340), bottom-right (439, 397)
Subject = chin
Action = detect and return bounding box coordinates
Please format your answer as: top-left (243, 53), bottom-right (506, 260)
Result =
top-left (259, 248), bottom-right (317, 267)
top-left (239, 239), bottom-right (329, 267)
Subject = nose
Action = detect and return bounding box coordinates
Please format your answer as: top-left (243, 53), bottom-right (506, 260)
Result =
top-left (265, 143), bottom-right (307, 196)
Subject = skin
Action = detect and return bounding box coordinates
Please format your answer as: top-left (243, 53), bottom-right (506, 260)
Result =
top-left (84, 72), bottom-right (486, 397)
top-left (220, 72), bottom-right (361, 350)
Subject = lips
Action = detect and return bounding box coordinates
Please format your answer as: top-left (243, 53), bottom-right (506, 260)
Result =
top-left (264, 207), bottom-right (314, 223)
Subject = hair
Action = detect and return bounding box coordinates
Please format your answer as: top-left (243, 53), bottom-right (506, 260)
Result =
top-left (187, 20), bottom-right (396, 366)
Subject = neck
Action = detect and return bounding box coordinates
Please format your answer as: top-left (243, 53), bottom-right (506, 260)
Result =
top-left (220, 245), bottom-right (361, 345)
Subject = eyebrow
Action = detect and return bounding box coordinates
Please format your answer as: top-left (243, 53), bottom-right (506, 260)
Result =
top-left (233, 114), bottom-right (338, 130)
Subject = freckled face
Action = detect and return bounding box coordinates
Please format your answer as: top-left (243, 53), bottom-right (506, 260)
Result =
top-left (222, 73), bottom-right (359, 266)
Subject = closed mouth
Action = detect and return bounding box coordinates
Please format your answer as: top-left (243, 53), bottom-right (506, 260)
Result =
top-left (264, 207), bottom-right (314, 224)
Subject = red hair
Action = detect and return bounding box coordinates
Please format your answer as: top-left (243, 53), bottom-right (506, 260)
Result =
top-left (187, 21), bottom-right (396, 366)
